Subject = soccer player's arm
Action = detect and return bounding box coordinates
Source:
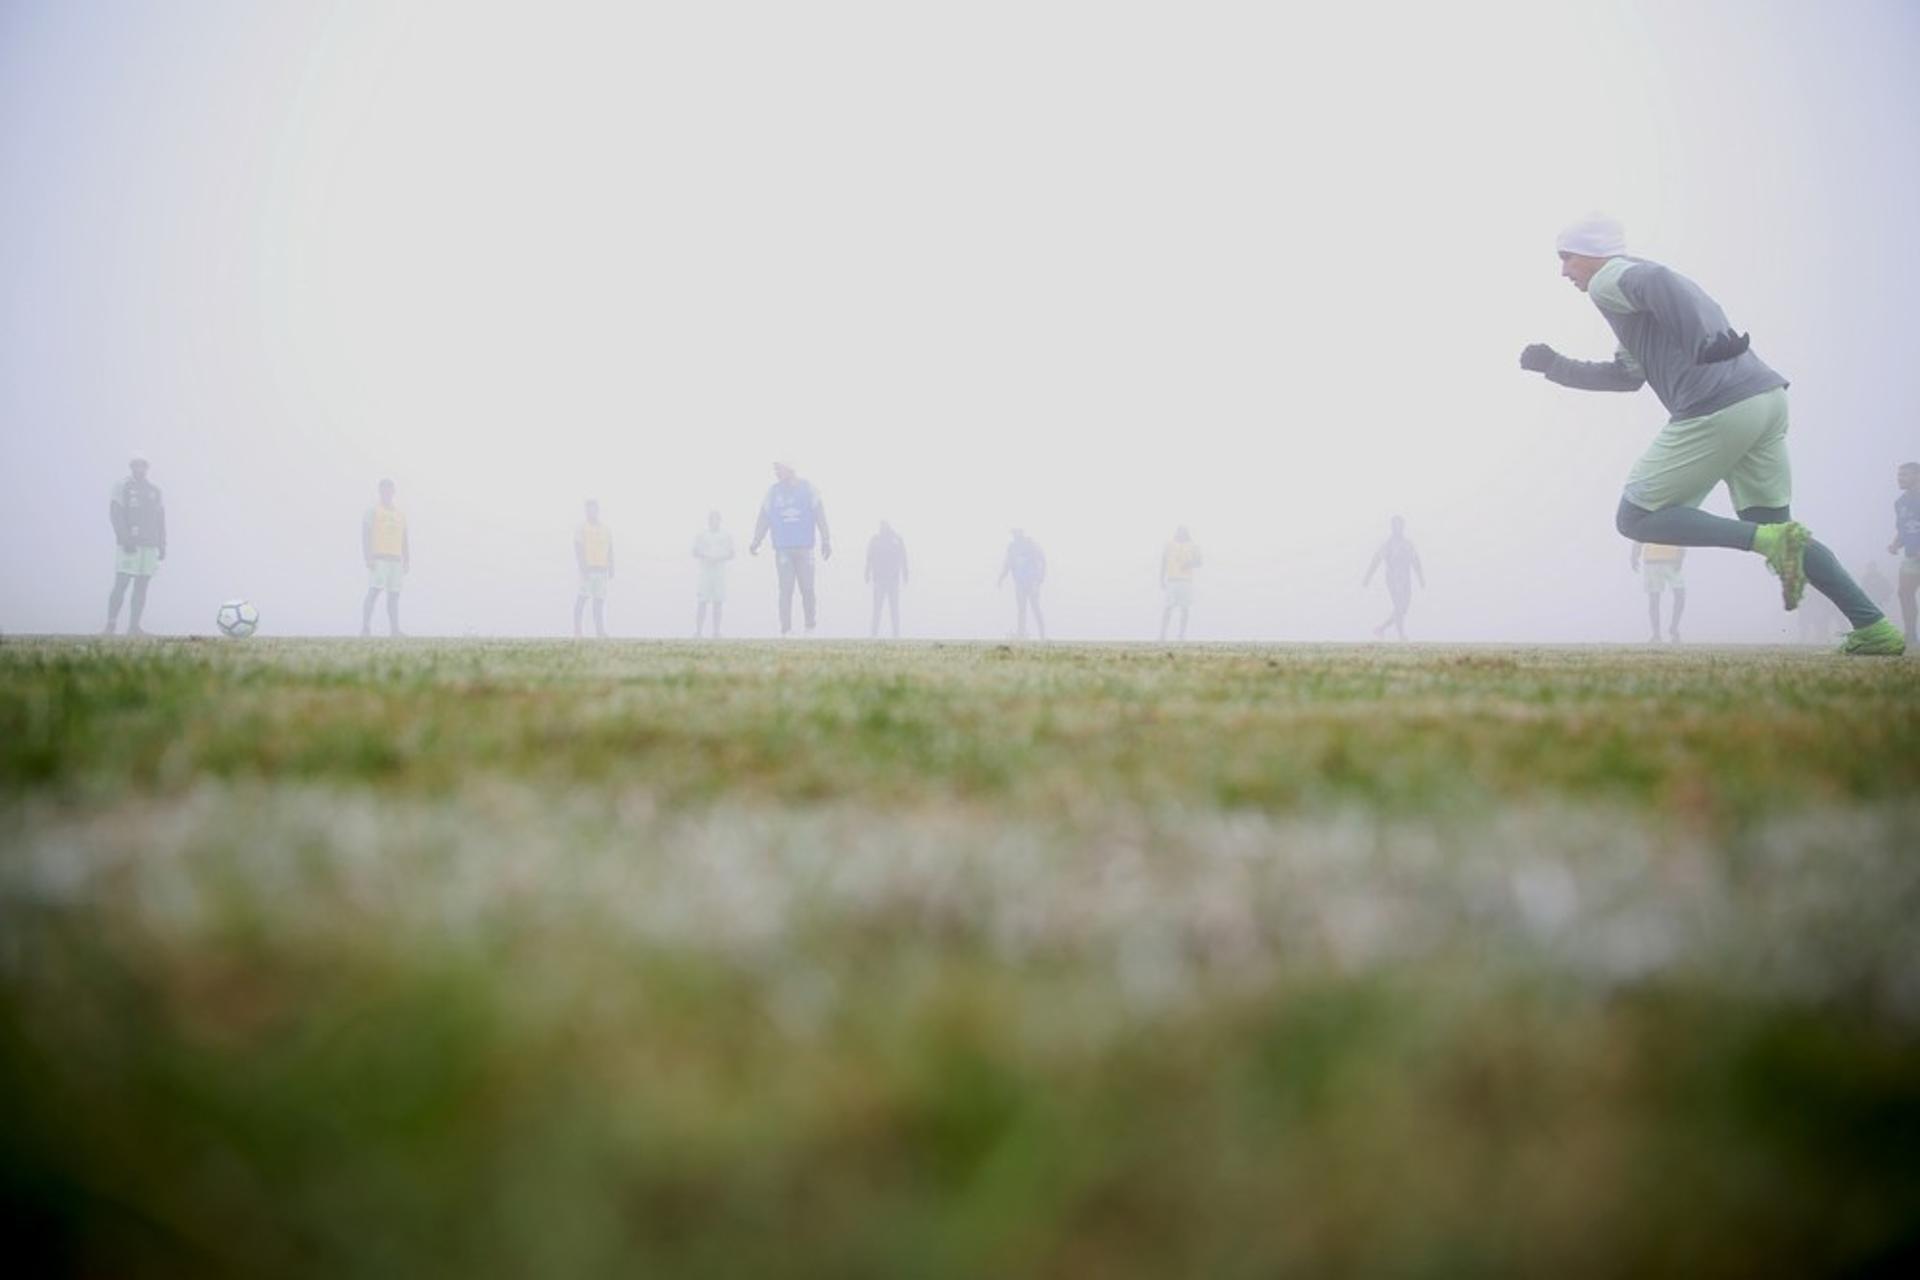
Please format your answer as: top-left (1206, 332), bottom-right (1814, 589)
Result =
top-left (576, 530), bottom-right (588, 574)
top-left (1363, 546), bottom-right (1381, 586)
top-left (155, 494), bottom-right (166, 559)
top-left (607, 536), bottom-right (614, 577)
top-left (997, 550), bottom-right (1010, 586)
top-left (1543, 346), bottom-right (1646, 393)
top-left (1892, 502), bottom-right (1905, 556)
top-left (1629, 543), bottom-right (1641, 571)
top-left (1413, 549), bottom-right (1425, 588)
top-left (815, 496), bottom-right (832, 559)
top-left (362, 509), bottom-right (374, 566)
top-left (402, 524), bottom-right (411, 571)
top-left (864, 540), bottom-right (873, 584)
top-left (110, 488), bottom-right (130, 549)
top-left (750, 498), bottom-right (770, 553)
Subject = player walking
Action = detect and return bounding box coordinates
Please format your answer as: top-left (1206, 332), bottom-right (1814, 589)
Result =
top-left (1363, 516), bottom-right (1423, 640)
top-left (1629, 542), bottom-right (1686, 644)
top-left (1519, 217), bottom-right (1902, 655)
top-left (104, 453), bottom-right (165, 636)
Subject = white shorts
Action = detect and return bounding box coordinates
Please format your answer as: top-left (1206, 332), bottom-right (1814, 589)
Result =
top-left (1642, 562), bottom-right (1685, 595)
top-left (1163, 580), bottom-right (1193, 608)
top-left (579, 569), bottom-right (610, 600)
top-left (115, 546), bottom-right (161, 577)
top-left (368, 559), bottom-right (406, 592)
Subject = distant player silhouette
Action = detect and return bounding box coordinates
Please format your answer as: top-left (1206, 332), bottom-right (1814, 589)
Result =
top-left (866, 521), bottom-right (909, 639)
top-left (1363, 516), bottom-right (1424, 641)
top-left (105, 453), bottom-right (165, 636)
top-left (998, 529), bottom-right (1048, 640)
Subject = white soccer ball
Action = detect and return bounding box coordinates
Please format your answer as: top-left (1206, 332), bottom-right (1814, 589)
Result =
top-left (216, 598), bottom-right (259, 638)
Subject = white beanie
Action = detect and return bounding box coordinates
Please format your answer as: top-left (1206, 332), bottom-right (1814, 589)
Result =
top-left (1555, 215), bottom-right (1626, 258)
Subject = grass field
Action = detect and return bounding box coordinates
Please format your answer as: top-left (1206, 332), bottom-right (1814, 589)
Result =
top-left (3, 637), bottom-right (1918, 1277)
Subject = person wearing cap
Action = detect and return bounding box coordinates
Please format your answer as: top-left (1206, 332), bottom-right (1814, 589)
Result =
top-left (574, 498), bottom-right (614, 638)
top-left (865, 520), bottom-right (909, 639)
top-left (104, 454), bottom-right (165, 636)
top-left (1158, 525), bottom-right (1202, 641)
top-left (1362, 515), bottom-right (1423, 641)
top-left (692, 509), bottom-right (735, 638)
top-left (997, 529), bottom-right (1048, 640)
top-left (1629, 542), bottom-right (1686, 644)
top-left (1519, 216), bottom-right (1902, 655)
top-left (1891, 461), bottom-right (1920, 646)
top-left (361, 478), bottom-right (409, 637)
top-left (749, 460), bottom-right (831, 635)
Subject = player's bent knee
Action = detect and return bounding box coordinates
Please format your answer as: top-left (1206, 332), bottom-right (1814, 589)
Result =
top-left (1615, 499), bottom-right (1652, 539)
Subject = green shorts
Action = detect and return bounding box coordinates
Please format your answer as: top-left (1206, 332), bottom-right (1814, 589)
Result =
top-left (1902, 555), bottom-right (1920, 584)
top-left (115, 546), bottom-right (161, 577)
top-left (578, 569), bottom-right (610, 600)
top-left (1642, 562), bottom-right (1685, 595)
top-left (368, 559), bottom-right (406, 592)
top-left (1623, 387), bottom-right (1791, 514)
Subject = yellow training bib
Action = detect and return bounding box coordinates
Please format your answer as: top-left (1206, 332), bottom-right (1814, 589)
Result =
top-left (369, 506), bottom-right (407, 558)
top-left (579, 523), bottom-right (611, 569)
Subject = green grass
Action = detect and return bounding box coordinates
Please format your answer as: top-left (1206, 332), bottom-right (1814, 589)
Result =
top-left (3, 637), bottom-right (1918, 1276)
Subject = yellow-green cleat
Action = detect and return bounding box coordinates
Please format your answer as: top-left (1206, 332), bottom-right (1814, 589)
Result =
top-left (1839, 618), bottom-right (1907, 656)
top-left (1751, 521), bottom-right (1809, 610)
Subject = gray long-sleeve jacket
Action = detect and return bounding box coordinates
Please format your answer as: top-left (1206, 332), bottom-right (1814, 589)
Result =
top-left (1544, 257), bottom-right (1786, 422)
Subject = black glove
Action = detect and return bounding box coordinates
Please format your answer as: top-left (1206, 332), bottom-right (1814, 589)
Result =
top-left (1519, 343), bottom-right (1557, 374)
top-left (1698, 329), bottom-right (1750, 363)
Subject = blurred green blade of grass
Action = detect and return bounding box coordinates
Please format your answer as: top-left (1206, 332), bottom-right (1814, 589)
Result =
top-left (2, 637), bottom-right (1918, 1277)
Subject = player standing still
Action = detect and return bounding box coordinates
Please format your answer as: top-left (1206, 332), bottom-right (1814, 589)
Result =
top-left (361, 479), bottom-right (409, 637)
top-left (1891, 461), bottom-right (1920, 647)
top-left (1629, 542), bottom-right (1686, 644)
top-left (105, 454), bottom-right (165, 636)
top-left (574, 499), bottom-right (614, 638)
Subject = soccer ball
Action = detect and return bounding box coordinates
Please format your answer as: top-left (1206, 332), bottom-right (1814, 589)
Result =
top-left (216, 599), bottom-right (259, 638)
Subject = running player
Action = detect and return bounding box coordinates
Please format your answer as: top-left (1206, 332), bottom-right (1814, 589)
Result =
top-left (1519, 216), bottom-right (1902, 655)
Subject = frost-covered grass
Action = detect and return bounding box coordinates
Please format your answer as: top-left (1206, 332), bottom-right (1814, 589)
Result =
top-left (2, 638), bottom-right (1918, 1276)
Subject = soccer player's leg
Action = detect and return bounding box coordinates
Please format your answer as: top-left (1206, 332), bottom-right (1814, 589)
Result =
top-left (1645, 585), bottom-right (1662, 643)
top-left (776, 552), bottom-right (796, 635)
top-left (106, 572), bottom-right (130, 634)
top-left (1669, 588), bottom-right (1685, 643)
top-left (574, 594), bottom-right (588, 638)
top-left (1730, 418), bottom-right (1896, 651)
top-left (795, 553), bottom-right (817, 631)
top-left (128, 575), bottom-right (150, 635)
top-left (1900, 561), bottom-right (1919, 645)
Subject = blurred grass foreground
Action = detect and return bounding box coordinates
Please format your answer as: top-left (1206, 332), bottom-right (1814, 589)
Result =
top-left (3, 637), bottom-right (1918, 1276)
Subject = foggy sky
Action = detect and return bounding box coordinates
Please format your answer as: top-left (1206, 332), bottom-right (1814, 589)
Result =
top-left (4, 1), bottom-right (1916, 643)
